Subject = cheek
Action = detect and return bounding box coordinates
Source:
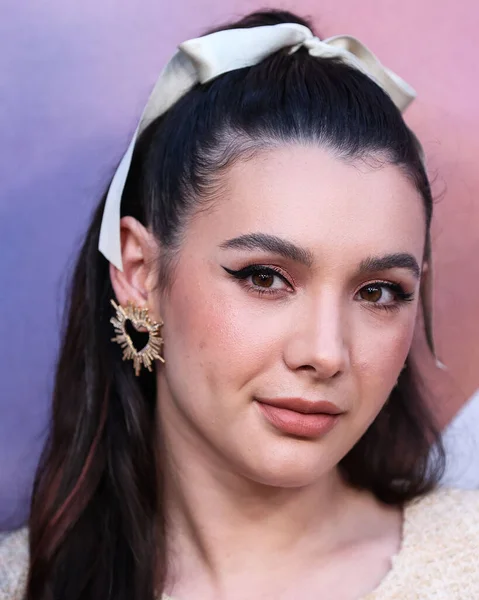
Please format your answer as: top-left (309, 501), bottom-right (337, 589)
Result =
top-left (352, 307), bottom-right (417, 405)
top-left (161, 265), bottom-right (283, 398)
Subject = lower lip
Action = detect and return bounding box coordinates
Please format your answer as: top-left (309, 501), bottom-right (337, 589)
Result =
top-left (256, 402), bottom-right (340, 438)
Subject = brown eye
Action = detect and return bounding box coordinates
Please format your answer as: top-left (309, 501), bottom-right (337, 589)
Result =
top-left (252, 273), bottom-right (275, 288)
top-left (222, 265), bottom-right (292, 294)
top-left (360, 285), bottom-right (383, 303)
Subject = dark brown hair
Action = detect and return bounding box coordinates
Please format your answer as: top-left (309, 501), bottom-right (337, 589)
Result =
top-left (27, 9), bottom-right (444, 600)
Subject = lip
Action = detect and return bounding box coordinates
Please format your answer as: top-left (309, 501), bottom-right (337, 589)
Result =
top-left (257, 397), bottom-right (343, 415)
top-left (255, 397), bottom-right (343, 438)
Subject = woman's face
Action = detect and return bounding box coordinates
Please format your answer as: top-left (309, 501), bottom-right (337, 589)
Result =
top-left (156, 145), bottom-right (426, 487)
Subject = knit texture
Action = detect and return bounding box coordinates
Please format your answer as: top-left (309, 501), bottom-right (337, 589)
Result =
top-left (1, 489), bottom-right (478, 599)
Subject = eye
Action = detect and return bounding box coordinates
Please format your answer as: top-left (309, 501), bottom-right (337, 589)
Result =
top-left (356, 282), bottom-right (414, 309)
top-left (250, 270), bottom-right (286, 290)
top-left (359, 284), bottom-right (393, 304)
top-left (222, 265), bottom-right (293, 295)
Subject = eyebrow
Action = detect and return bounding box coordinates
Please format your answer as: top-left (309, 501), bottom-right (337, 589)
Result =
top-left (219, 233), bottom-right (314, 267)
top-left (359, 253), bottom-right (421, 279)
top-left (220, 234), bottom-right (421, 279)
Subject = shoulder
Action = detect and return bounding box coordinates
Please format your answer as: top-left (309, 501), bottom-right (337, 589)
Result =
top-left (398, 488), bottom-right (479, 594)
top-left (406, 487), bottom-right (479, 537)
top-left (0, 528), bottom-right (29, 600)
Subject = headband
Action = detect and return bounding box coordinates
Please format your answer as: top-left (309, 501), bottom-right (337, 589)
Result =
top-left (98, 22), bottom-right (443, 366)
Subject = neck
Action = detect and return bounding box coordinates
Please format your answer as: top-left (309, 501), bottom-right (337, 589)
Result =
top-left (167, 454), bottom-right (348, 556)
top-left (159, 413), bottom-right (369, 591)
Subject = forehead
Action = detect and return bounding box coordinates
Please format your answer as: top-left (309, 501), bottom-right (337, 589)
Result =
top-left (195, 145), bottom-right (426, 263)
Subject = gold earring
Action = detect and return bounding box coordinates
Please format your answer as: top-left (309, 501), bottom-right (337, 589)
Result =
top-left (110, 299), bottom-right (165, 376)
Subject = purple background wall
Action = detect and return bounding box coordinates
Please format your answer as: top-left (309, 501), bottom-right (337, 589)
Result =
top-left (1, 0), bottom-right (479, 529)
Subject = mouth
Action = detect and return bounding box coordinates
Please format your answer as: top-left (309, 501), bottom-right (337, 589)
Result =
top-left (254, 397), bottom-right (343, 439)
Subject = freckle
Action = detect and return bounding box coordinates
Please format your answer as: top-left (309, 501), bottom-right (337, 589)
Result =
top-left (199, 340), bottom-right (206, 350)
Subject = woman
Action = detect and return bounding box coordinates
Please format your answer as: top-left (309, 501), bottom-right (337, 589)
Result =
top-left (1, 8), bottom-right (478, 600)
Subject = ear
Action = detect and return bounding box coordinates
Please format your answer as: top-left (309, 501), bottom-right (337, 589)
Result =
top-left (109, 216), bottom-right (159, 311)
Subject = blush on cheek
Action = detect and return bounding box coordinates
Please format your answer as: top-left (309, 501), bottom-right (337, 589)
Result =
top-left (393, 316), bottom-right (417, 363)
top-left (355, 319), bottom-right (415, 396)
top-left (166, 266), bottom-right (285, 387)
top-left (165, 270), bottom-right (243, 361)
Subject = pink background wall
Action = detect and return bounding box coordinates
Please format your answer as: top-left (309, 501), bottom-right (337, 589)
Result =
top-left (1, 0), bottom-right (478, 528)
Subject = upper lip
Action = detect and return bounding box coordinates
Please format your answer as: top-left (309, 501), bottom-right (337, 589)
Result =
top-left (255, 397), bottom-right (343, 415)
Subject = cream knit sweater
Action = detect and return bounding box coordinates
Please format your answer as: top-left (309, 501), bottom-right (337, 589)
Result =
top-left (1, 489), bottom-right (478, 599)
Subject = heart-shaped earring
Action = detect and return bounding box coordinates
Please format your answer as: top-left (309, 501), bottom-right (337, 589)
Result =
top-left (110, 299), bottom-right (165, 376)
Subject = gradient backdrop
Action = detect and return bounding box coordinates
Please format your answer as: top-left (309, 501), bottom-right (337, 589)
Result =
top-left (1, 0), bottom-right (478, 529)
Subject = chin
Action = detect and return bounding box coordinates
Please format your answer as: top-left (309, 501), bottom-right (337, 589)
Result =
top-left (234, 437), bottom-right (341, 489)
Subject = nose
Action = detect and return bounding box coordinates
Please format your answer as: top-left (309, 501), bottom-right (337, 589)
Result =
top-left (283, 291), bottom-right (349, 380)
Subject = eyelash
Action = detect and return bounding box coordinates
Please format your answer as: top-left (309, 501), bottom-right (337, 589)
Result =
top-left (223, 265), bottom-right (293, 296)
top-left (223, 265), bottom-right (415, 311)
top-left (360, 281), bottom-right (414, 313)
